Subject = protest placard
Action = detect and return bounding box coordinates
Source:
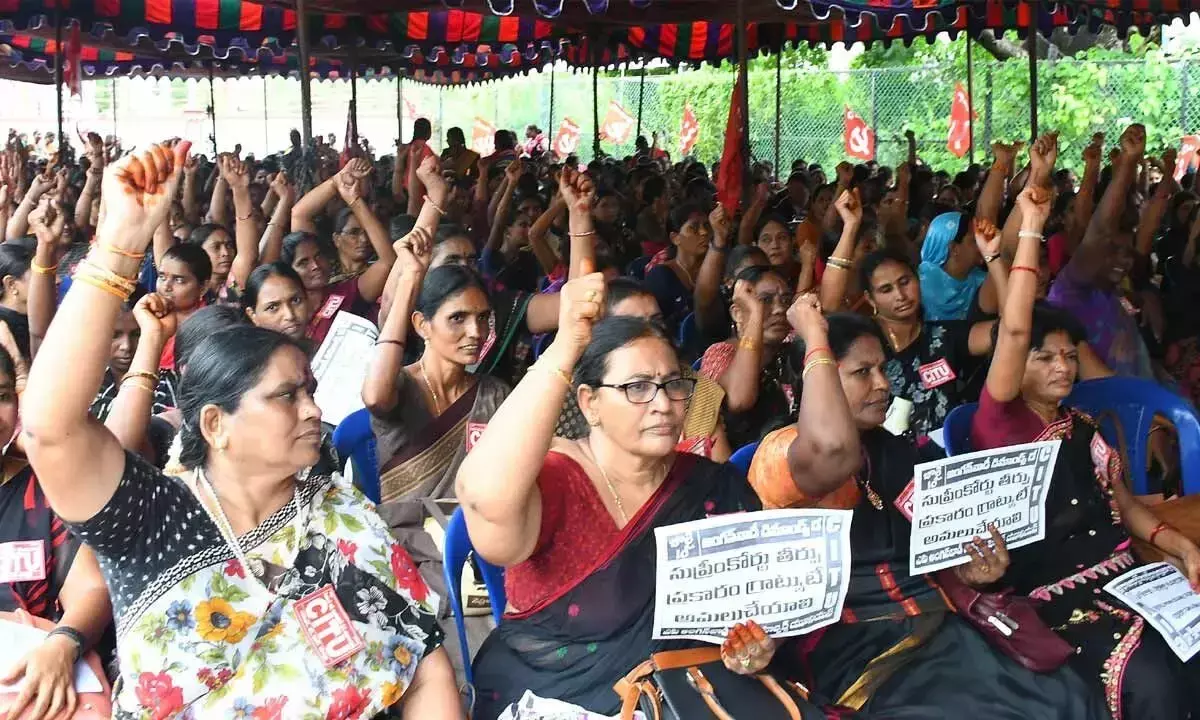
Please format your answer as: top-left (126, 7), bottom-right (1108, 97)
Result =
top-left (908, 440), bottom-right (1060, 575)
top-left (311, 311), bottom-right (379, 426)
top-left (652, 509), bottom-right (852, 643)
top-left (1105, 562), bottom-right (1200, 662)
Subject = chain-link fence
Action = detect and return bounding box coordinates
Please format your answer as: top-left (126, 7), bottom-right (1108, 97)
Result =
top-left (3, 55), bottom-right (1198, 173)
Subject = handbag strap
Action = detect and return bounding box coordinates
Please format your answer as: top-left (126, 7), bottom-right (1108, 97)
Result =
top-left (687, 667), bottom-right (736, 720)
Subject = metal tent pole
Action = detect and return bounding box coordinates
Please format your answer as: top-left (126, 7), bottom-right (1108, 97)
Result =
top-left (592, 37), bottom-right (601, 159)
top-left (349, 48), bottom-right (359, 147)
top-left (548, 65), bottom-right (556, 135)
top-left (636, 60), bottom-right (646, 140)
top-left (397, 76), bottom-right (404, 143)
top-left (54, 9), bottom-right (64, 151)
top-left (111, 78), bottom-right (118, 138)
top-left (1027, 1), bottom-right (1038, 140)
top-left (262, 77), bottom-right (269, 156)
top-left (736, 0), bottom-right (750, 187)
top-left (774, 50), bottom-right (782, 178)
top-left (207, 64), bottom-right (218, 157)
top-left (296, 0), bottom-right (315, 152)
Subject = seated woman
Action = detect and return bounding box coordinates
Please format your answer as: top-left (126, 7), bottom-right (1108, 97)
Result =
top-left (749, 311), bottom-right (1106, 719)
top-left (919, 211), bottom-right (1001, 321)
top-left (364, 243), bottom-right (509, 507)
top-left (21, 141), bottom-right (462, 718)
top-left (699, 265), bottom-right (795, 449)
top-left (459, 277), bottom-right (762, 717)
top-left (556, 277), bottom-right (731, 462)
top-left (973, 185), bottom-right (1200, 720)
top-left (692, 236), bottom-right (769, 351)
top-left (185, 156), bottom-right (259, 305)
top-left (0, 244), bottom-right (33, 364)
top-left (154, 242), bottom-right (212, 381)
top-left (644, 202), bottom-right (711, 339)
top-left (0, 346), bottom-right (112, 720)
top-left (240, 262), bottom-right (313, 344)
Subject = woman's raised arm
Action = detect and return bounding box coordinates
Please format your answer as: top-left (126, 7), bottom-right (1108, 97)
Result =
top-left (456, 265), bottom-right (606, 568)
top-left (103, 293), bottom-right (175, 454)
top-left (22, 141), bottom-right (190, 523)
top-left (362, 230), bottom-right (428, 415)
top-left (986, 186), bottom-right (1051, 404)
top-left (818, 189), bottom-right (863, 312)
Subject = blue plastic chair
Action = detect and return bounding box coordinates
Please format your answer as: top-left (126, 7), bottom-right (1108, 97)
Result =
top-left (678, 312), bottom-right (697, 350)
top-left (443, 508), bottom-right (507, 684)
top-left (626, 255), bottom-right (651, 280)
top-left (1066, 377), bottom-right (1200, 496)
top-left (943, 403), bottom-right (979, 457)
top-left (331, 408), bottom-right (381, 504)
top-left (729, 442), bottom-right (759, 474)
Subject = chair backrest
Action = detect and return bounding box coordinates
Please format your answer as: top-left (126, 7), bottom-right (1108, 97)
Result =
top-left (443, 508), bottom-right (507, 684)
top-left (678, 312), bottom-right (697, 349)
top-left (1066, 377), bottom-right (1200, 496)
top-left (331, 408), bottom-right (381, 504)
top-left (729, 442), bottom-right (759, 473)
top-left (627, 255), bottom-right (651, 280)
top-left (943, 403), bottom-right (979, 456)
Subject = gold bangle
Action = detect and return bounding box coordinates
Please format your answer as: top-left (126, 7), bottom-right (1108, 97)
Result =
top-left (123, 370), bottom-right (159, 386)
top-left (82, 256), bottom-right (138, 285)
top-left (73, 273), bottom-right (131, 301)
top-left (78, 262), bottom-right (137, 295)
top-left (31, 260), bottom-right (58, 275)
top-left (120, 378), bottom-right (157, 393)
top-left (535, 362), bottom-right (572, 388)
top-left (569, 230), bottom-right (597, 238)
top-left (98, 243), bottom-right (146, 261)
top-left (424, 196), bottom-right (446, 216)
top-left (738, 337), bottom-right (760, 351)
top-left (802, 357), bottom-right (837, 380)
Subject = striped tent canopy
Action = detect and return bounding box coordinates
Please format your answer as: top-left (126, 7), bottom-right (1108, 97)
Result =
top-left (0, 29), bottom-right (544, 83)
top-left (0, 2), bottom-right (582, 61)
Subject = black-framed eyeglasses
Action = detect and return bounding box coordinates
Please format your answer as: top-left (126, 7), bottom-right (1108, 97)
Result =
top-left (595, 377), bottom-right (697, 404)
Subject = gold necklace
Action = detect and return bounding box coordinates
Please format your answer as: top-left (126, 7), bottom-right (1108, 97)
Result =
top-left (594, 462), bottom-right (629, 525)
top-left (674, 260), bottom-right (694, 288)
top-left (419, 357), bottom-right (441, 414)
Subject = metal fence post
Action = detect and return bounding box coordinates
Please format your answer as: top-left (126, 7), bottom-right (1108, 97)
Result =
top-left (870, 70), bottom-right (879, 160)
top-left (1183, 62), bottom-right (1190, 133)
top-left (983, 63), bottom-right (994, 150)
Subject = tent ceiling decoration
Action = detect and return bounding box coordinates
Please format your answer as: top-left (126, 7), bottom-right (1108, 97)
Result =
top-left (0, 2), bottom-right (582, 63)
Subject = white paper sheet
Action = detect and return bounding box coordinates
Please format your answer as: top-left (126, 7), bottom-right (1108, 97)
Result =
top-left (310, 311), bottom-right (379, 426)
top-left (0, 619), bottom-right (104, 693)
top-left (1105, 562), bottom-right (1200, 662)
top-left (908, 440), bottom-right (1060, 574)
top-left (652, 509), bottom-right (853, 643)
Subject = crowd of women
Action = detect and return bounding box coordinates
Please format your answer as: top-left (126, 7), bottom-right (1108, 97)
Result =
top-left (0, 114), bottom-right (1196, 720)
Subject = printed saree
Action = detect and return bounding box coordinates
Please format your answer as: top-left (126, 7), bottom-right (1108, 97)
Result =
top-left (66, 451), bottom-right (443, 719)
top-left (471, 454), bottom-right (761, 719)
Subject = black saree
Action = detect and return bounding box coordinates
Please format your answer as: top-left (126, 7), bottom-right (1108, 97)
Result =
top-left (786, 430), bottom-right (1107, 720)
top-left (471, 456), bottom-right (761, 719)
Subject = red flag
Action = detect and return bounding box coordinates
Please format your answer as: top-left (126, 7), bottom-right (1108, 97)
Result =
top-left (1176, 135), bottom-right (1200, 181)
top-left (552, 117), bottom-right (581, 158)
top-left (715, 68), bottom-right (746, 214)
top-left (339, 103), bottom-right (355, 168)
top-left (946, 83), bottom-right (972, 158)
top-left (63, 25), bottom-right (82, 97)
top-left (600, 100), bottom-right (635, 145)
top-left (679, 103), bottom-right (700, 156)
top-left (843, 106), bottom-right (875, 162)
top-left (471, 117), bottom-right (497, 156)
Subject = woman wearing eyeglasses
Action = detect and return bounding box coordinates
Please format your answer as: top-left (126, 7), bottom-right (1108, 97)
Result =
top-left (457, 271), bottom-right (766, 718)
top-left (699, 265), bottom-right (797, 449)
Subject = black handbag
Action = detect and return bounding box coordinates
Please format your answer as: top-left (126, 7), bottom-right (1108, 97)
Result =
top-left (613, 647), bottom-right (823, 720)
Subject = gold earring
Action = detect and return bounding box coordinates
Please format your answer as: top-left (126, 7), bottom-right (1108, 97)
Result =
top-left (215, 437), bottom-right (228, 452)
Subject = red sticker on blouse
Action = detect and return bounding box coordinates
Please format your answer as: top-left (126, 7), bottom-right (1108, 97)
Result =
top-left (318, 294), bottom-right (345, 320)
top-left (293, 585), bottom-right (365, 669)
top-left (0, 541), bottom-right (46, 584)
top-left (895, 479), bottom-right (915, 522)
top-left (465, 422), bottom-right (487, 452)
top-left (918, 358), bottom-right (957, 390)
